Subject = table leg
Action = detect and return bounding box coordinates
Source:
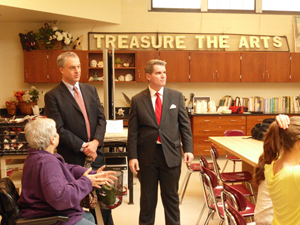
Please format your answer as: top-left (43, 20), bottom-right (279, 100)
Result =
top-left (0, 158), bottom-right (7, 179)
top-left (128, 164), bottom-right (134, 204)
top-left (242, 161), bottom-right (258, 194)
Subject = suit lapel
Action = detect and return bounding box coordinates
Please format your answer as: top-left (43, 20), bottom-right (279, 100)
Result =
top-left (161, 88), bottom-right (171, 124)
top-left (59, 82), bottom-right (81, 112)
top-left (142, 89), bottom-right (157, 124)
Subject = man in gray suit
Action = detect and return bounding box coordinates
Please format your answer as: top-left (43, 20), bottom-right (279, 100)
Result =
top-left (127, 59), bottom-right (194, 225)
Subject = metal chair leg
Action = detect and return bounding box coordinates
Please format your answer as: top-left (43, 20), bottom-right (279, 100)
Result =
top-left (203, 210), bottom-right (214, 225)
top-left (178, 170), bottom-right (189, 195)
top-left (179, 171), bottom-right (192, 204)
top-left (196, 203), bottom-right (206, 225)
top-left (233, 161), bottom-right (236, 172)
top-left (221, 159), bottom-right (229, 173)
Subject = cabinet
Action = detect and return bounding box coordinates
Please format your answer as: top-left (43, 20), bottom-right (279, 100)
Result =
top-left (290, 53), bottom-right (300, 82)
top-left (135, 51), bottom-right (159, 82)
top-left (246, 115), bottom-right (276, 135)
top-left (240, 52), bottom-right (290, 82)
top-left (191, 115), bottom-right (246, 155)
top-left (190, 52), bottom-right (240, 82)
top-left (159, 51), bottom-right (190, 82)
top-left (24, 50), bottom-right (88, 83)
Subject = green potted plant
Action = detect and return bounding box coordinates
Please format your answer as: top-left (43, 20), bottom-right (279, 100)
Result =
top-left (115, 58), bottom-right (123, 67)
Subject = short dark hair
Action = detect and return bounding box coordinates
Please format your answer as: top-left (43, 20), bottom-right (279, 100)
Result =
top-left (145, 59), bottom-right (166, 74)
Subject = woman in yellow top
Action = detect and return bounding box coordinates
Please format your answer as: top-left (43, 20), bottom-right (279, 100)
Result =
top-left (263, 115), bottom-right (300, 225)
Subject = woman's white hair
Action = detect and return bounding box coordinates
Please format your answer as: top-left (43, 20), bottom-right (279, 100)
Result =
top-left (25, 117), bottom-right (57, 150)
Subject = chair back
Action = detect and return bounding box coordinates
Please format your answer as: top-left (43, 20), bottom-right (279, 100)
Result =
top-left (0, 178), bottom-right (21, 225)
top-left (224, 200), bottom-right (247, 225)
top-left (210, 144), bottom-right (223, 181)
top-left (224, 130), bottom-right (245, 137)
top-left (199, 154), bottom-right (209, 170)
top-left (222, 183), bottom-right (247, 211)
top-left (221, 183), bottom-right (250, 225)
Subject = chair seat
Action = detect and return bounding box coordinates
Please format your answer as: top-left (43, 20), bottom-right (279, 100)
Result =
top-left (221, 171), bottom-right (252, 182)
top-left (226, 155), bottom-right (242, 161)
top-left (190, 163), bottom-right (201, 171)
top-left (212, 199), bottom-right (255, 218)
top-left (230, 184), bottom-right (253, 197)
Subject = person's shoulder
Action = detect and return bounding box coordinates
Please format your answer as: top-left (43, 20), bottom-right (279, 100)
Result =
top-left (132, 88), bottom-right (148, 99)
top-left (45, 82), bottom-right (64, 96)
top-left (165, 87), bottom-right (181, 95)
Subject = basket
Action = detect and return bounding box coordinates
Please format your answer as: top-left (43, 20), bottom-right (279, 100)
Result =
top-left (6, 102), bottom-right (17, 115)
top-left (38, 40), bottom-right (64, 50)
top-left (18, 101), bottom-right (37, 115)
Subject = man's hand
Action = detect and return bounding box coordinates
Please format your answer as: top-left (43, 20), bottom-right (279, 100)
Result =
top-left (184, 152), bottom-right (194, 164)
top-left (129, 159), bottom-right (140, 175)
top-left (83, 139), bottom-right (99, 161)
top-left (276, 114), bottom-right (290, 130)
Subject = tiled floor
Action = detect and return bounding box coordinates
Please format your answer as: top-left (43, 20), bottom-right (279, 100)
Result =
top-left (112, 155), bottom-right (238, 225)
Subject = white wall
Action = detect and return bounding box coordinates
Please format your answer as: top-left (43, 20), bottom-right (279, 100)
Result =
top-left (0, 0), bottom-right (299, 110)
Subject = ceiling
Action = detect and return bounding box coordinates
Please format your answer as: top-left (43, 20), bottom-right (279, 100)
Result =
top-left (0, 5), bottom-right (104, 23)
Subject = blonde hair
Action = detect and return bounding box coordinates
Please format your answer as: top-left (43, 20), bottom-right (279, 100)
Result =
top-left (25, 118), bottom-right (57, 150)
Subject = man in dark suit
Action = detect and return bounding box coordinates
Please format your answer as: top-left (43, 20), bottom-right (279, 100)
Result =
top-left (44, 52), bottom-right (112, 225)
top-left (127, 59), bottom-right (194, 225)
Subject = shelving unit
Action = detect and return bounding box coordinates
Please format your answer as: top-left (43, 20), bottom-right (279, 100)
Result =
top-left (0, 122), bottom-right (28, 155)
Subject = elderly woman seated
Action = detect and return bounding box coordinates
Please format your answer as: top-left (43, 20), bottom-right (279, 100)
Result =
top-left (18, 117), bottom-right (116, 225)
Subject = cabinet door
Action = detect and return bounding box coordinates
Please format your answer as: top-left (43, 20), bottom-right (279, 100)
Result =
top-left (159, 51), bottom-right (190, 82)
top-left (216, 52), bottom-right (240, 82)
top-left (246, 115), bottom-right (276, 135)
top-left (135, 51), bottom-right (159, 82)
top-left (77, 51), bottom-right (89, 83)
top-left (290, 53), bottom-right (300, 82)
top-left (48, 50), bottom-right (66, 83)
top-left (48, 50), bottom-right (89, 83)
top-left (240, 52), bottom-right (265, 82)
top-left (24, 50), bottom-right (48, 82)
top-left (265, 52), bottom-right (290, 82)
top-left (190, 52), bottom-right (215, 82)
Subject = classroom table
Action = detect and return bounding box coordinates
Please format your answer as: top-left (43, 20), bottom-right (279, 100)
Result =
top-left (208, 136), bottom-right (263, 167)
top-left (208, 136), bottom-right (263, 192)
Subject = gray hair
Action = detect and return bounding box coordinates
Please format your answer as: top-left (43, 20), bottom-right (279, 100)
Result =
top-left (57, 51), bottom-right (79, 68)
top-left (145, 59), bottom-right (166, 74)
top-left (25, 118), bottom-right (57, 150)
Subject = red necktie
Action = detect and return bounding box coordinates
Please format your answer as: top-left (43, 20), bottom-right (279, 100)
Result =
top-left (155, 92), bottom-right (162, 142)
top-left (73, 86), bottom-right (91, 140)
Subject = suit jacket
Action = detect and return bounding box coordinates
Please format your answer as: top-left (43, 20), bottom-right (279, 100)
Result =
top-left (127, 87), bottom-right (193, 168)
top-left (44, 82), bottom-right (106, 168)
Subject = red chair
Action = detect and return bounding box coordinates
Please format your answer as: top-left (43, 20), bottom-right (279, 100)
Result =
top-left (196, 154), bottom-right (223, 224)
top-left (210, 144), bottom-right (256, 203)
top-left (221, 183), bottom-right (256, 225)
top-left (222, 130), bottom-right (245, 173)
top-left (178, 157), bottom-right (217, 204)
top-left (198, 166), bottom-right (255, 225)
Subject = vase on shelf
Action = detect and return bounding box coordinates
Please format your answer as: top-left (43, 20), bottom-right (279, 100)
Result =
top-left (19, 101), bottom-right (37, 115)
top-left (38, 40), bottom-right (64, 50)
top-left (6, 102), bottom-right (17, 115)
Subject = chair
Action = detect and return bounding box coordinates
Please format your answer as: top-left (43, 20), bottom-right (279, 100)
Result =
top-left (221, 183), bottom-right (256, 225)
top-left (198, 166), bottom-right (225, 225)
top-left (198, 167), bottom-right (255, 225)
top-left (222, 130), bottom-right (245, 173)
top-left (0, 177), bottom-right (69, 225)
top-left (210, 144), bottom-right (256, 203)
top-left (196, 154), bottom-right (223, 225)
top-left (178, 157), bottom-right (218, 204)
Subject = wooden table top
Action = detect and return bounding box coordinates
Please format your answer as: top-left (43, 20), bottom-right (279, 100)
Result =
top-left (208, 136), bottom-right (263, 167)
